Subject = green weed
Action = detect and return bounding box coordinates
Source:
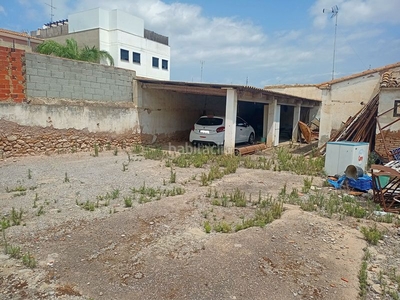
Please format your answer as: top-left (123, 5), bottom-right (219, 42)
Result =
top-left (22, 252), bottom-right (36, 268)
top-left (204, 221), bottom-right (211, 233)
top-left (170, 168), bottom-right (176, 183)
top-left (124, 196), bottom-right (133, 208)
top-left (36, 206), bottom-right (45, 216)
top-left (6, 185), bottom-right (27, 193)
top-left (360, 225), bottom-right (383, 245)
top-left (214, 222), bottom-right (232, 233)
top-left (230, 188), bottom-right (247, 207)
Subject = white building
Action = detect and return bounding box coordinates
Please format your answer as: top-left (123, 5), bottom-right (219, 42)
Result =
top-left (32, 8), bottom-right (171, 80)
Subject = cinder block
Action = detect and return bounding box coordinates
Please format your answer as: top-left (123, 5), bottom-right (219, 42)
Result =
top-left (46, 90), bottom-right (60, 98)
top-left (73, 86), bottom-right (84, 93)
top-left (82, 69), bottom-right (93, 76)
top-left (71, 92), bottom-right (83, 100)
top-left (56, 78), bottom-right (68, 85)
top-left (106, 78), bottom-right (115, 85)
top-left (59, 91), bottom-right (72, 99)
top-left (37, 69), bottom-right (51, 77)
top-left (49, 84), bottom-right (62, 92)
top-left (26, 82), bottom-right (36, 90)
top-left (29, 77), bottom-right (45, 84)
top-left (82, 93), bottom-right (93, 100)
top-left (84, 87), bottom-right (94, 94)
top-left (115, 80), bottom-right (124, 86)
top-left (92, 94), bottom-right (105, 101)
top-left (76, 74), bottom-right (87, 81)
top-left (92, 71), bottom-right (103, 78)
top-left (96, 77), bottom-right (107, 84)
top-left (90, 82), bottom-right (101, 89)
top-left (27, 90), bottom-right (46, 97)
top-left (51, 71), bottom-right (64, 79)
top-left (104, 89), bottom-right (114, 97)
top-left (34, 83), bottom-right (50, 91)
top-left (25, 67), bottom-right (37, 76)
top-left (68, 79), bottom-right (79, 86)
top-left (62, 86), bottom-right (74, 93)
top-left (64, 72), bottom-right (77, 80)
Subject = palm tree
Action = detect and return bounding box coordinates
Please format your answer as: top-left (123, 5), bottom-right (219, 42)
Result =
top-left (36, 38), bottom-right (114, 66)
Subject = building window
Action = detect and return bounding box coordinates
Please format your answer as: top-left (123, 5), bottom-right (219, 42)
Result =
top-left (120, 49), bottom-right (129, 61)
top-left (133, 52), bottom-right (141, 64)
top-left (152, 57), bottom-right (159, 68)
top-left (394, 100), bottom-right (400, 117)
top-left (162, 59), bottom-right (168, 70)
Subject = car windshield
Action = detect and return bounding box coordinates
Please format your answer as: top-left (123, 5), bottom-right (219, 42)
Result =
top-left (196, 117), bottom-right (223, 126)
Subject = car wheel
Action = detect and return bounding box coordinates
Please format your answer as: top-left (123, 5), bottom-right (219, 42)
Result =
top-left (248, 133), bottom-right (255, 145)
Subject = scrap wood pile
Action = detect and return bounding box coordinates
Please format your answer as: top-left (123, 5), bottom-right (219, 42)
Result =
top-left (315, 94), bottom-right (379, 156)
top-left (298, 119), bottom-right (319, 144)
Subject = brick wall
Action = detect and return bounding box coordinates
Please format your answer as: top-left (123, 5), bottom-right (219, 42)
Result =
top-left (375, 130), bottom-right (400, 159)
top-left (0, 47), bottom-right (26, 102)
top-left (25, 52), bottom-right (135, 101)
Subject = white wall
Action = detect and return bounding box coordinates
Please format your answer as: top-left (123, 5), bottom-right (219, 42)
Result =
top-left (105, 30), bottom-right (170, 80)
top-left (69, 8), bottom-right (170, 80)
top-left (138, 88), bottom-right (225, 136)
top-left (109, 9), bottom-right (144, 37)
top-left (318, 72), bottom-right (384, 144)
top-left (265, 86), bottom-right (322, 101)
top-left (0, 102), bottom-right (140, 134)
top-left (68, 8), bottom-right (111, 33)
top-left (378, 88), bottom-right (400, 131)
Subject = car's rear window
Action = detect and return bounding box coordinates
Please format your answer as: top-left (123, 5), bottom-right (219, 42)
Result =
top-left (196, 117), bottom-right (223, 126)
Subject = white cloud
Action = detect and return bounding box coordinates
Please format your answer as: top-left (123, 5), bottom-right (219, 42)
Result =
top-left (311, 0), bottom-right (400, 29)
top-left (26, 0), bottom-right (397, 85)
top-left (0, 5), bottom-right (5, 15)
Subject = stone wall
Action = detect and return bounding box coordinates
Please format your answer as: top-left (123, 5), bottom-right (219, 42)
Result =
top-left (25, 52), bottom-right (135, 102)
top-left (0, 47), bottom-right (25, 102)
top-left (0, 119), bottom-right (188, 158)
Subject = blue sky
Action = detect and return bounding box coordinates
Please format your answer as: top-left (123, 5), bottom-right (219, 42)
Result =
top-left (1, 0), bottom-right (399, 87)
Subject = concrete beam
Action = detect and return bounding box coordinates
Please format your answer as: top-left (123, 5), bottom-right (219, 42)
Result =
top-left (224, 88), bottom-right (238, 154)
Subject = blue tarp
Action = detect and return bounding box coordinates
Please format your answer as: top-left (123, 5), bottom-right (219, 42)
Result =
top-left (327, 174), bottom-right (372, 191)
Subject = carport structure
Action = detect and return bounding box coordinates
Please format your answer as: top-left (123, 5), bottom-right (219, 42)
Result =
top-left (136, 79), bottom-right (321, 154)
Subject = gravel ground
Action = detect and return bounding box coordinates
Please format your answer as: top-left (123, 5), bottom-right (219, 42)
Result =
top-left (1, 149), bottom-right (400, 299)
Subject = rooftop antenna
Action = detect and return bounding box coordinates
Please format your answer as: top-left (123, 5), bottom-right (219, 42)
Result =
top-left (200, 60), bottom-right (205, 82)
top-left (323, 5), bottom-right (339, 80)
top-left (45, 0), bottom-right (56, 23)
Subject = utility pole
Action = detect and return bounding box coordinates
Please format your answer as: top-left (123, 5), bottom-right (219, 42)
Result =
top-left (323, 5), bottom-right (339, 80)
top-left (45, 0), bottom-right (56, 23)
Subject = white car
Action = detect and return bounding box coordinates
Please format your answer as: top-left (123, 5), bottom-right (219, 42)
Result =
top-left (189, 116), bottom-right (255, 146)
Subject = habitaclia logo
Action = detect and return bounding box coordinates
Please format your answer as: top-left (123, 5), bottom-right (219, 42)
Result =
top-left (167, 142), bottom-right (234, 155)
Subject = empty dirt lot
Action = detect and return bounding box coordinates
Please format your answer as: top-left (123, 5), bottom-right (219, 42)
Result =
top-left (0, 148), bottom-right (399, 299)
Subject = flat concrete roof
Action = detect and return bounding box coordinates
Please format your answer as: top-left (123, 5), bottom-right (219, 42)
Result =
top-left (137, 78), bottom-right (321, 106)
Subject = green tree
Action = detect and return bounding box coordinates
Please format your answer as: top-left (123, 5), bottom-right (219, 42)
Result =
top-left (36, 38), bottom-right (114, 66)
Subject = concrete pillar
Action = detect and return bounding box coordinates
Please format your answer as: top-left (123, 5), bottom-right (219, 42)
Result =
top-left (266, 98), bottom-right (280, 147)
top-left (292, 103), bottom-right (301, 142)
top-left (262, 105), bottom-right (268, 143)
top-left (224, 88), bottom-right (238, 154)
top-left (318, 88), bottom-right (332, 147)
